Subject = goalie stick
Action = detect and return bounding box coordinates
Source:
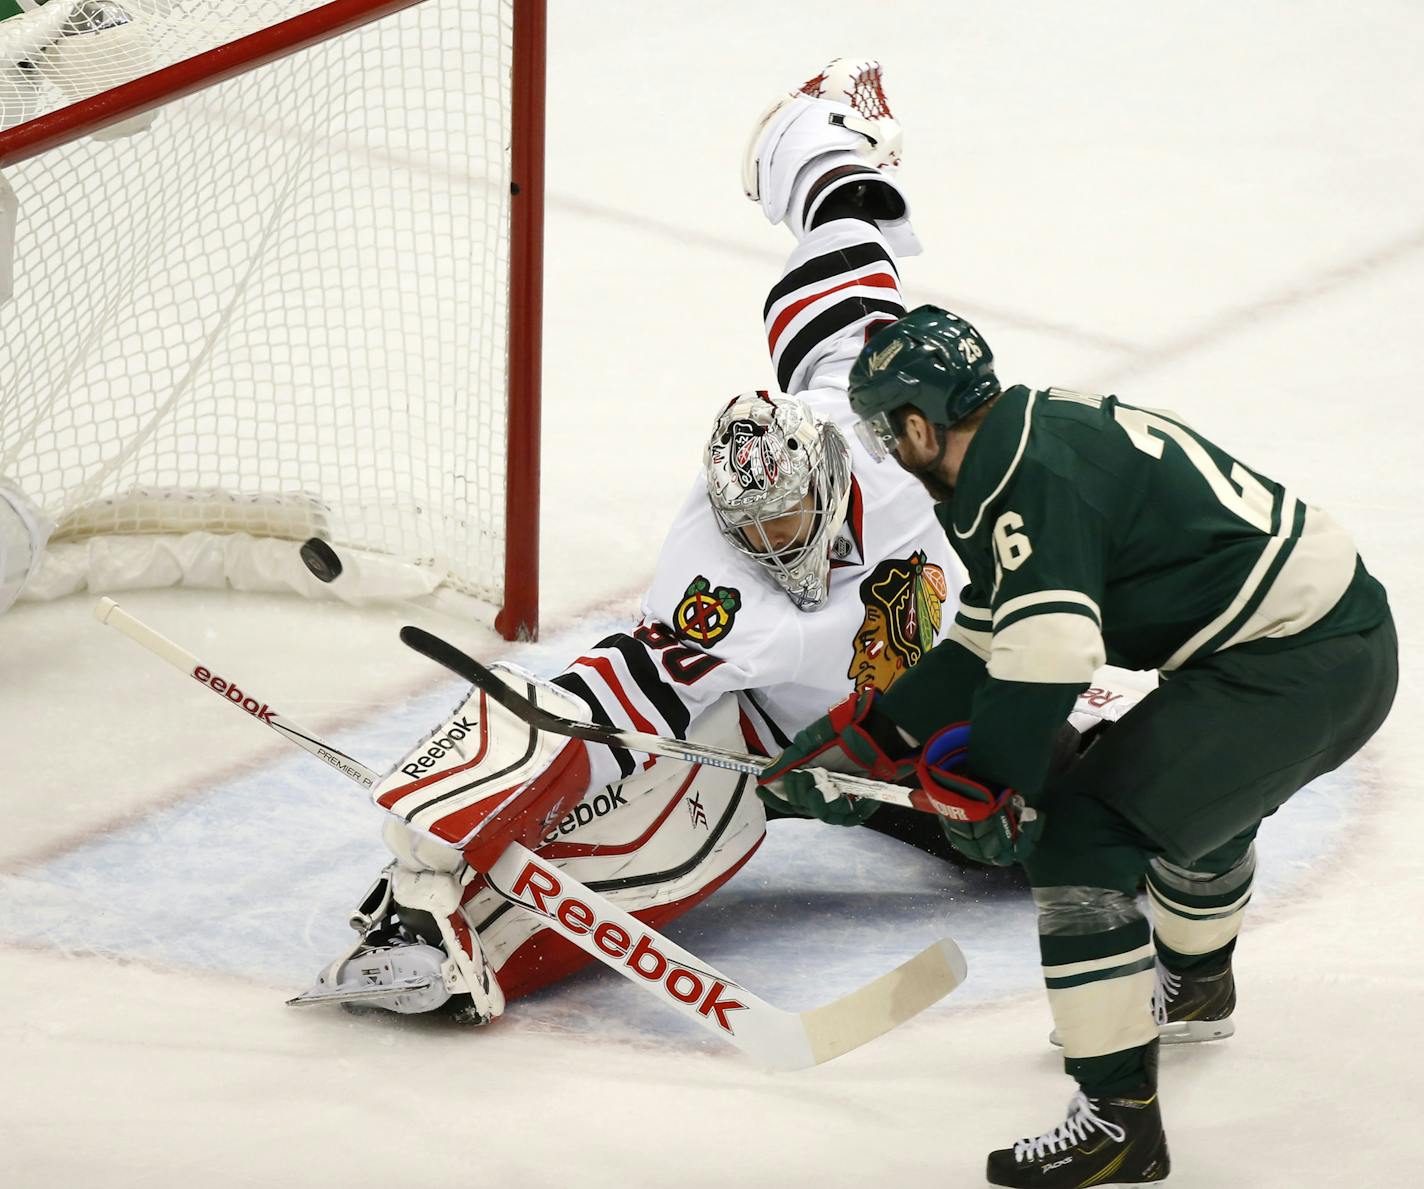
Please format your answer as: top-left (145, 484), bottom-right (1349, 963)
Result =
top-left (93, 597), bottom-right (968, 1070)
top-left (399, 625), bottom-right (969, 821)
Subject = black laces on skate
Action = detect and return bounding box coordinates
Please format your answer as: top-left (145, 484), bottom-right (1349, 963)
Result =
top-left (1013, 1092), bottom-right (1127, 1163)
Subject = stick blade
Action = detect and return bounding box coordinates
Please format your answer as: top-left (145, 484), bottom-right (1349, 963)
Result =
top-left (799, 938), bottom-right (967, 1066)
top-left (399, 624), bottom-right (493, 683)
top-left (399, 625), bottom-right (618, 748)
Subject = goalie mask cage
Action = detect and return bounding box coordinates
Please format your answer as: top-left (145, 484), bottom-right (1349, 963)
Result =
top-left (0, 0), bottom-right (545, 640)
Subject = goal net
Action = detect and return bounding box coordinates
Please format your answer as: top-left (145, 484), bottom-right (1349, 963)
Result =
top-left (0, 0), bottom-right (544, 638)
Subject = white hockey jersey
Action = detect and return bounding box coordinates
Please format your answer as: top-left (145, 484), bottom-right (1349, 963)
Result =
top-left (555, 218), bottom-right (966, 790)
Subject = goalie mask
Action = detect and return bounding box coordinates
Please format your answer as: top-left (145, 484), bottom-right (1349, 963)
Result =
top-left (704, 391), bottom-right (852, 612)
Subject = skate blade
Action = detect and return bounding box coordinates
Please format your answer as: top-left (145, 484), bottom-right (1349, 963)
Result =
top-left (1048, 1017), bottom-right (1235, 1047)
top-left (1158, 1016), bottom-right (1234, 1043)
top-left (286, 974), bottom-right (434, 1008)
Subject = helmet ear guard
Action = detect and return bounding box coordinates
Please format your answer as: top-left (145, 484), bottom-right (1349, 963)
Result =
top-left (704, 391), bottom-right (853, 611)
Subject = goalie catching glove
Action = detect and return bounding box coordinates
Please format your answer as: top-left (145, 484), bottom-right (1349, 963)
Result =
top-left (916, 724), bottom-right (1043, 867)
top-left (757, 688), bottom-right (914, 825)
top-left (743, 57), bottom-right (919, 255)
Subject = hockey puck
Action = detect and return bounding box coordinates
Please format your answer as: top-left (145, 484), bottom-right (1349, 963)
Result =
top-left (300, 537), bottom-right (343, 583)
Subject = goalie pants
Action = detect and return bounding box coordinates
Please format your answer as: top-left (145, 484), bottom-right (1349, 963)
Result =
top-left (1022, 614), bottom-right (1398, 1095)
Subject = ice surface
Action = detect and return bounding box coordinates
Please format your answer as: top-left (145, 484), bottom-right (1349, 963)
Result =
top-left (3, 3), bottom-right (1423, 1186)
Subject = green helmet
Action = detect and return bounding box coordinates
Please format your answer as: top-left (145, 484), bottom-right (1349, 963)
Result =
top-left (848, 305), bottom-right (999, 431)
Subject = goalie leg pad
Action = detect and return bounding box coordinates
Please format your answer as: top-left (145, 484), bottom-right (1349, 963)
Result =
top-left (460, 696), bottom-right (767, 1001)
top-left (374, 661), bottom-right (594, 871)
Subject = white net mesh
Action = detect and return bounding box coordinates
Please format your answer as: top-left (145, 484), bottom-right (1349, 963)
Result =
top-left (0, 0), bottom-right (518, 604)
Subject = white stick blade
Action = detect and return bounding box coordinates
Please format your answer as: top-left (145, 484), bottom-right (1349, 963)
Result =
top-left (801, 938), bottom-right (967, 1066)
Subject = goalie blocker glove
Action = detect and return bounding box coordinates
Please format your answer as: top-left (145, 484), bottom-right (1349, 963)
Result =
top-left (757, 688), bottom-right (916, 825)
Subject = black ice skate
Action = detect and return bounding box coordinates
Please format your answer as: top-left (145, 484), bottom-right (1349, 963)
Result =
top-left (1153, 952), bottom-right (1235, 1043)
top-left (985, 1083), bottom-right (1170, 1187)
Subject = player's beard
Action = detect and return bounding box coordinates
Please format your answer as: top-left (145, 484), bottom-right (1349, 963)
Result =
top-left (898, 426), bottom-right (956, 504)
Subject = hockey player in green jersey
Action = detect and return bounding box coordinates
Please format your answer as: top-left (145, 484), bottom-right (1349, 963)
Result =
top-left (756, 306), bottom-right (1397, 1186)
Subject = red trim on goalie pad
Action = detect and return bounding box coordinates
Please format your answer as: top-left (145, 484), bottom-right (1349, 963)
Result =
top-left (376, 691), bottom-right (492, 812)
top-left (446, 910), bottom-right (475, 958)
top-left (766, 271), bottom-right (899, 355)
top-left (493, 833), bottom-right (766, 1003)
top-left (537, 767), bottom-right (700, 862)
top-left (453, 740), bottom-right (594, 871)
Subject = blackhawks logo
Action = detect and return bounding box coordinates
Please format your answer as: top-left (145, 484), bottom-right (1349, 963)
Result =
top-left (710, 417), bottom-right (784, 495)
top-left (848, 551), bottom-right (948, 692)
top-left (674, 576), bottom-right (741, 645)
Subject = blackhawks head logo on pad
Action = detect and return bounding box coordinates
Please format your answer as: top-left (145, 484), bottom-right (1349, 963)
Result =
top-left (674, 576), bottom-right (741, 646)
top-left (848, 551), bottom-right (947, 692)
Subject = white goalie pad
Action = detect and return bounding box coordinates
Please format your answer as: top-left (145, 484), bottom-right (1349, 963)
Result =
top-left (373, 662), bottom-right (595, 871)
top-left (458, 695), bottom-right (769, 1000)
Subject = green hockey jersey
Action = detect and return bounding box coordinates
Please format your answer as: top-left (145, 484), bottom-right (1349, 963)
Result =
top-left (881, 385), bottom-right (1389, 795)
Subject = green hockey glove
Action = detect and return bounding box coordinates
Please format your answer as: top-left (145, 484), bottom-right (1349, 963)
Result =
top-left (757, 689), bottom-right (915, 826)
top-left (917, 724), bottom-right (1043, 866)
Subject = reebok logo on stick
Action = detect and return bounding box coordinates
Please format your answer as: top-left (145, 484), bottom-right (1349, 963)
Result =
top-left (509, 861), bottom-right (749, 1032)
top-left (192, 666), bottom-right (276, 723)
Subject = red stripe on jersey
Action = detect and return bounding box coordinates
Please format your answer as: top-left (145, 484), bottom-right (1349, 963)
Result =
top-left (573, 655), bottom-right (659, 770)
top-left (377, 689), bottom-right (492, 811)
top-left (536, 766), bottom-right (700, 861)
top-left (766, 270), bottom-right (899, 357)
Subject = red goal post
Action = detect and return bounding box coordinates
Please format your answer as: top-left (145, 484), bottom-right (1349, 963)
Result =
top-left (0, 0), bottom-right (544, 639)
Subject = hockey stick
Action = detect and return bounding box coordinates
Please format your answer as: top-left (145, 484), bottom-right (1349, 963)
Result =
top-left (398, 625), bottom-right (963, 820)
top-left (96, 597), bottom-right (378, 787)
top-left (94, 598), bottom-right (968, 1069)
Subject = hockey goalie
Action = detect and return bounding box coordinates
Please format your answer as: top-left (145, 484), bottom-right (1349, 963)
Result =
top-left (292, 60), bottom-right (1141, 1024)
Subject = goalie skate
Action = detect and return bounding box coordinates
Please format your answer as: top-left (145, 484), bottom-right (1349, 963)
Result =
top-left (287, 866), bottom-right (499, 1024)
top-left (287, 942), bottom-right (451, 1014)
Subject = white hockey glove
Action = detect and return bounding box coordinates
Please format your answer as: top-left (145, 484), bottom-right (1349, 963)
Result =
top-left (743, 58), bottom-right (919, 255)
top-left (373, 661), bottom-right (595, 872)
